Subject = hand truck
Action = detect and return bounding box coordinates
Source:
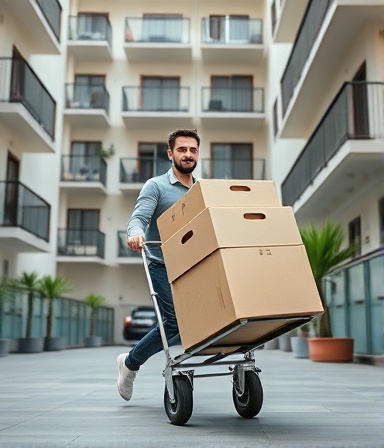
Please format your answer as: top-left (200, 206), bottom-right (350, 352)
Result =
top-left (142, 242), bottom-right (313, 426)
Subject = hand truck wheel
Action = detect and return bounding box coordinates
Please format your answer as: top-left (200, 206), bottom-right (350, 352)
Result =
top-left (164, 375), bottom-right (193, 426)
top-left (232, 370), bottom-right (263, 419)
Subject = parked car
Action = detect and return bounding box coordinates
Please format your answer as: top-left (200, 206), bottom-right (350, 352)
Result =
top-left (123, 306), bottom-right (157, 341)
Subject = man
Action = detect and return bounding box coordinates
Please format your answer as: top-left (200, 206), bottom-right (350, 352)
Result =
top-left (117, 128), bottom-right (200, 401)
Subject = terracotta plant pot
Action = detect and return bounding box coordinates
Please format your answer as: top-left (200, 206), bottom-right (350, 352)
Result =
top-left (308, 337), bottom-right (354, 362)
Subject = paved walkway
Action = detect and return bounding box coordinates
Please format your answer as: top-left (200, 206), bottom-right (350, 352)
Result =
top-left (0, 345), bottom-right (383, 448)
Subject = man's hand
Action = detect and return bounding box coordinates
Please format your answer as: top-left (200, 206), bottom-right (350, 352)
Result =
top-left (127, 235), bottom-right (144, 251)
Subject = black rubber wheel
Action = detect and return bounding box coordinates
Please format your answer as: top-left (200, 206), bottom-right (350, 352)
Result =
top-left (232, 370), bottom-right (263, 419)
top-left (164, 375), bottom-right (193, 426)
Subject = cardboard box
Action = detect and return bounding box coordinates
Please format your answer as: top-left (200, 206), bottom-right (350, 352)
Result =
top-left (171, 246), bottom-right (323, 351)
top-left (158, 179), bottom-right (281, 242)
top-left (162, 206), bottom-right (302, 283)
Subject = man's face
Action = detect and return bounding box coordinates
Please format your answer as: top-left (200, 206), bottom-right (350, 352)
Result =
top-left (168, 136), bottom-right (199, 174)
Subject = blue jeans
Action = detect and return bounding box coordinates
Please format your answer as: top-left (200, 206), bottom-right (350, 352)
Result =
top-left (126, 262), bottom-right (180, 371)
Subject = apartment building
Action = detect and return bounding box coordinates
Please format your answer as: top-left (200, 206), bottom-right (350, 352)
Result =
top-left (270, 0), bottom-right (384, 356)
top-left (0, 0), bottom-right (383, 354)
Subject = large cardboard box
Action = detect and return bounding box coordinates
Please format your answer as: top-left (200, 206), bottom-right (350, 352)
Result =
top-left (170, 246), bottom-right (323, 351)
top-left (162, 206), bottom-right (302, 283)
top-left (158, 179), bottom-right (281, 242)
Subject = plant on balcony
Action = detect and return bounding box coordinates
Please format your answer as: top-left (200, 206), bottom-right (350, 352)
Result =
top-left (100, 144), bottom-right (115, 159)
top-left (38, 275), bottom-right (74, 351)
top-left (84, 293), bottom-right (106, 347)
top-left (300, 221), bottom-right (359, 362)
top-left (7, 271), bottom-right (44, 353)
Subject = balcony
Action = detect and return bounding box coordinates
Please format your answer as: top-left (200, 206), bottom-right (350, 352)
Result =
top-left (122, 86), bottom-right (193, 129)
top-left (67, 15), bottom-right (113, 61)
top-left (281, 82), bottom-right (384, 222)
top-left (116, 231), bottom-right (142, 264)
top-left (0, 181), bottom-right (50, 253)
top-left (57, 228), bottom-right (105, 263)
top-left (1, 0), bottom-right (61, 54)
top-left (124, 17), bottom-right (192, 63)
top-left (271, 0), bottom-right (309, 43)
top-left (280, 0), bottom-right (384, 137)
top-left (0, 57), bottom-right (56, 152)
top-left (201, 17), bottom-right (263, 64)
top-left (60, 155), bottom-right (107, 195)
top-left (119, 157), bottom-right (171, 195)
top-left (64, 83), bottom-right (110, 128)
top-left (201, 158), bottom-right (266, 180)
top-left (200, 87), bottom-right (265, 129)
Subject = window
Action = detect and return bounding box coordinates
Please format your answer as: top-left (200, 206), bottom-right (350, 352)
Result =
top-left (67, 209), bottom-right (100, 247)
top-left (77, 13), bottom-right (109, 40)
top-left (349, 216), bottom-right (361, 258)
top-left (74, 75), bottom-right (105, 108)
top-left (137, 143), bottom-right (169, 181)
top-left (273, 99), bottom-right (278, 137)
top-left (379, 197), bottom-right (384, 245)
top-left (211, 143), bottom-right (252, 179)
top-left (210, 76), bottom-right (252, 112)
top-left (142, 14), bottom-right (182, 42)
top-left (70, 142), bottom-right (101, 179)
top-left (207, 15), bottom-right (249, 43)
top-left (141, 77), bottom-right (180, 111)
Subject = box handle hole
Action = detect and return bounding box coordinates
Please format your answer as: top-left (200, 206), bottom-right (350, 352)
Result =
top-left (229, 186), bottom-right (251, 192)
top-left (243, 213), bottom-right (266, 220)
top-left (181, 230), bottom-right (193, 244)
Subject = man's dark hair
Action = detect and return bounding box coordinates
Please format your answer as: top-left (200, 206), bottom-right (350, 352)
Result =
top-left (168, 129), bottom-right (200, 150)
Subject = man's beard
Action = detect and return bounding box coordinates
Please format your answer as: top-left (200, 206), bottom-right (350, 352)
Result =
top-left (173, 158), bottom-right (197, 174)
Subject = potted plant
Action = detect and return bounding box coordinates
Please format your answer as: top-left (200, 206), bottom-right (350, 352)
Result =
top-left (38, 275), bottom-right (74, 351)
top-left (84, 293), bottom-right (106, 347)
top-left (8, 271), bottom-right (44, 353)
top-left (300, 221), bottom-right (359, 362)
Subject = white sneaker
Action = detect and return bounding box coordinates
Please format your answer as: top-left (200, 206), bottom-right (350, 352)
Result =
top-left (117, 353), bottom-right (137, 401)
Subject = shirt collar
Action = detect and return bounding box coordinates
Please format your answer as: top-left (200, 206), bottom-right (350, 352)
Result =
top-left (167, 167), bottom-right (196, 186)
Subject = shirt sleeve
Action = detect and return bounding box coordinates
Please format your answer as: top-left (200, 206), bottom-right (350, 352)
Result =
top-left (127, 179), bottom-right (160, 238)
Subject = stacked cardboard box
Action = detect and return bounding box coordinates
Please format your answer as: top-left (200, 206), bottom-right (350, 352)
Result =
top-left (157, 179), bottom-right (323, 353)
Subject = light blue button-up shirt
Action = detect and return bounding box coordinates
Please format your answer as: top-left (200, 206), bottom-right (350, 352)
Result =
top-left (127, 168), bottom-right (196, 263)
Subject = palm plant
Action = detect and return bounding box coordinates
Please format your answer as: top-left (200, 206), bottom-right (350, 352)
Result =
top-left (38, 275), bottom-right (73, 339)
top-left (7, 271), bottom-right (40, 338)
top-left (300, 221), bottom-right (359, 338)
top-left (85, 293), bottom-right (106, 337)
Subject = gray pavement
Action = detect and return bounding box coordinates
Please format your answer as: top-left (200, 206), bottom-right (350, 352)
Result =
top-left (0, 345), bottom-right (383, 448)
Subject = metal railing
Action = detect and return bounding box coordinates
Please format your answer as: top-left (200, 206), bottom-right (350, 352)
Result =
top-left (201, 87), bottom-right (264, 113)
top-left (125, 17), bottom-right (190, 43)
top-left (281, 0), bottom-right (331, 115)
top-left (281, 81), bottom-right (384, 206)
top-left (117, 231), bottom-right (141, 258)
top-left (61, 155), bottom-right (107, 186)
top-left (65, 83), bottom-right (110, 114)
top-left (0, 291), bottom-right (114, 346)
top-left (0, 181), bottom-right (50, 241)
top-left (326, 248), bottom-right (384, 355)
top-left (119, 157), bottom-right (170, 183)
top-left (36, 0), bottom-right (62, 41)
top-left (57, 229), bottom-right (105, 258)
top-left (0, 57), bottom-right (56, 139)
top-left (68, 14), bottom-right (112, 47)
top-left (201, 158), bottom-right (266, 180)
top-left (122, 86), bottom-right (190, 112)
top-left (201, 17), bottom-right (263, 44)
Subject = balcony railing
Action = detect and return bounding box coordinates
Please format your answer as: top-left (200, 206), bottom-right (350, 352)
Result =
top-left (0, 181), bottom-right (50, 241)
top-left (117, 231), bottom-right (141, 258)
top-left (122, 86), bottom-right (190, 112)
top-left (61, 155), bottom-right (107, 186)
top-left (201, 87), bottom-right (264, 113)
top-left (281, 82), bottom-right (384, 206)
top-left (201, 158), bottom-right (266, 180)
top-left (57, 229), bottom-right (105, 258)
top-left (68, 14), bottom-right (112, 47)
top-left (125, 17), bottom-right (190, 43)
top-left (281, 0), bottom-right (331, 115)
top-left (36, 0), bottom-right (62, 41)
top-left (201, 17), bottom-right (263, 44)
top-left (0, 57), bottom-right (56, 139)
top-left (120, 157), bottom-right (170, 184)
top-left (65, 83), bottom-right (110, 114)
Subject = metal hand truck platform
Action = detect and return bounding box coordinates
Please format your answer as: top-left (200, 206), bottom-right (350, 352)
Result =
top-left (142, 242), bottom-right (315, 426)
